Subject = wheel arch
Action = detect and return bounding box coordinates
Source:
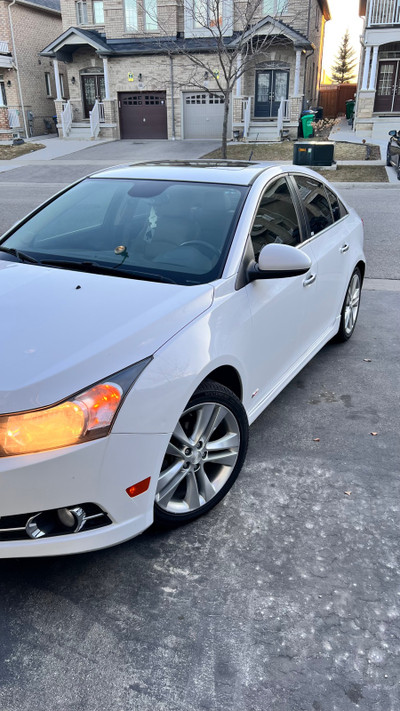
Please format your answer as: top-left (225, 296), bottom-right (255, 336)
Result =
top-left (356, 260), bottom-right (366, 283)
top-left (200, 365), bottom-right (243, 401)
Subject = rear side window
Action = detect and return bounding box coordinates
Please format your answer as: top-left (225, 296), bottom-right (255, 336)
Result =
top-left (325, 187), bottom-right (348, 222)
top-left (293, 175), bottom-right (333, 237)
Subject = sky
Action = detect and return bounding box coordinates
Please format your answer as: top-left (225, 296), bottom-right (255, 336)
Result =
top-left (321, 0), bottom-right (364, 79)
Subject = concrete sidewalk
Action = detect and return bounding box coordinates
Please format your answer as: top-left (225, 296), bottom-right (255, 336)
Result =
top-left (0, 134), bottom-right (114, 174)
top-left (0, 136), bottom-right (222, 175)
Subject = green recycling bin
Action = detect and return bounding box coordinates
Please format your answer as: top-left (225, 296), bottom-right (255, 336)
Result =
top-left (301, 112), bottom-right (315, 138)
top-left (346, 99), bottom-right (355, 119)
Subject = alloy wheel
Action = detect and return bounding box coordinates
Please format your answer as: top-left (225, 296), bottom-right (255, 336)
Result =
top-left (156, 402), bottom-right (241, 515)
top-left (344, 271), bottom-right (361, 336)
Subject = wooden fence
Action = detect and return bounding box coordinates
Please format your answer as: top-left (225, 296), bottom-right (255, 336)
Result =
top-left (318, 84), bottom-right (357, 118)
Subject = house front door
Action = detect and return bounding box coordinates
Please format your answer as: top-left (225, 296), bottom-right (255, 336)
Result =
top-left (374, 61), bottom-right (400, 112)
top-left (82, 75), bottom-right (106, 117)
top-left (254, 70), bottom-right (289, 117)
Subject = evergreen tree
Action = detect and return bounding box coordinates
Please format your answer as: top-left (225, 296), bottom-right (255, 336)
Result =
top-left (331, 30), bottom-right (357, 84)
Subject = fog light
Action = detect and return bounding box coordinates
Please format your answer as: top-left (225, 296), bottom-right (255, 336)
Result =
top-left (57, 506), bottom-right (86, 532)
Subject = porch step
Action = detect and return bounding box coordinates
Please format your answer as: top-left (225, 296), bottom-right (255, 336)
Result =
top-left (66, 123), bottom-right (92, 140)
top-left (371, 116), bottom-right (400, 141)
top-left (246, 123), bottom-right (281, 142)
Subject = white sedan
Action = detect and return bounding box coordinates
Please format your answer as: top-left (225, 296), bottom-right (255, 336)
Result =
top-left (0, 161), bottom-right (364, 557)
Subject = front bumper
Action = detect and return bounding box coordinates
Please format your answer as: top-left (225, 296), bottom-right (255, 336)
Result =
top-left (0, 432), bottom-right (170, 558)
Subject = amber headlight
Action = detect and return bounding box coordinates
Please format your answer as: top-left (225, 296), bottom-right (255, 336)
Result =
top-left (0, 358), bottom-right (152, 457)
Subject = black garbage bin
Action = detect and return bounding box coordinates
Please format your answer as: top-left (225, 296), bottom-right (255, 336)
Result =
top-left (311, 106), bottom-right (324, 121)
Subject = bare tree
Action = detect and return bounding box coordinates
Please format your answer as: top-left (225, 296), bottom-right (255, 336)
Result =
top-left (143, 0), bottom-right (293, 157)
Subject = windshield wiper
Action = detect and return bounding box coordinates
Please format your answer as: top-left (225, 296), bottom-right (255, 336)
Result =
top-left (0, 246), bottom-right (40, 264)
top-left (40, 258), bottom-right (177, 284)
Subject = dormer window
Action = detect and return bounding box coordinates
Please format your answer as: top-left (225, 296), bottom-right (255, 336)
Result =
top-left (75, 0), bottom-right (88, 24)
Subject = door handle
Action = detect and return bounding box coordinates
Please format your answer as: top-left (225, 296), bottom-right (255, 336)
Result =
top-left (340, 244), bottom-right (349, 253)
top-left (303, 273), bottom-right (316, 287)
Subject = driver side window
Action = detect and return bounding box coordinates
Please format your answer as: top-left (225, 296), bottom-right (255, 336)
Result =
top-left (250, 177), bottom-right (301, 259)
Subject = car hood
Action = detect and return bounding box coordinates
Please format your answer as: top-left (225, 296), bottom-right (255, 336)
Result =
top-left (0, 261), bottom-right (214, 413)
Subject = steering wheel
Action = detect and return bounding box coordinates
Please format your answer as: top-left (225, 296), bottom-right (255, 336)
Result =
top-left (179, 240), bottom-right (220, 259)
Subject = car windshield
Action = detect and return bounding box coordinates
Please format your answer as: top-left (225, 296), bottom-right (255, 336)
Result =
top-left (1, 178), bottom-right (248, 285)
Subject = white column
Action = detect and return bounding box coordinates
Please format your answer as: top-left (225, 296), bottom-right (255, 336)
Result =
top-left (369, 46), bottom-right (379, 90)
top-left (102, 56), bottom-right (110, 99)
top-left (53, 58), bottom-right (62, 100)
top-left (361, 45), bottom-right (371, 90)
top-left (294, 49), bottom-right (302, 96)
top-left (236, 53), bottom-right (242, 96)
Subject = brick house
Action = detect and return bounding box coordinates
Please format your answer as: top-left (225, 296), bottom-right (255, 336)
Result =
top-left (354, 0), bottom-right (400, 139)
top-left (40, 0), bottom-right (330, 141)
top-left (0, 0), bottom-right (65, 139)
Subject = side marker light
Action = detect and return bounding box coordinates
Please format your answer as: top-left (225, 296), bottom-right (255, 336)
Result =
top-left (126, 477), bottom-right (151, 498)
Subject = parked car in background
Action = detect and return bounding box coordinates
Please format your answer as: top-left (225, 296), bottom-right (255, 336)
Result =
top-left (0, 161), bottom-right (365, 558)
top-left (386, 130), bottom-right (400, 179)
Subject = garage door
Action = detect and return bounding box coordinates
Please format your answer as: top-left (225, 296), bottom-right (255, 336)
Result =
top-left (118, 92), bottom-right (167, 139)
top-left (183, 92), bottom-right (231, 139)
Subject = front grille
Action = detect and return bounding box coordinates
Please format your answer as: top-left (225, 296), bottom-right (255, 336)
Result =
top-left (0, 503), bottom-right (112, 542)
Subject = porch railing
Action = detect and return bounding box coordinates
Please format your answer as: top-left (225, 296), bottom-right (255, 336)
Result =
top-left (99, 101), bottom-right (105, 123)
top-left (277, 99), bottom-right (291, 137)
top-left (89, 100), bottom-right (101, 138)
top-left (368, 0), bottom-right (400, 25)
top-left (7, 107), bottom-right (21, 129)
top-left (61, 100), bottom-right (72, 137)
top-left (0, 40), bottom-right (9, 54)
top-left (243, 97), bottom-right (252, 139)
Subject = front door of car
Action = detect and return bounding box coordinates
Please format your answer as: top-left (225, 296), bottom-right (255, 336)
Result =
top-left (290, 174), bottom-right (354, 338)
top-left (242, 176), bottom-right (317, 410)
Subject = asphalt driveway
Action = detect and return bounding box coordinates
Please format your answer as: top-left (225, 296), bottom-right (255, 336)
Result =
top-left (0, 152), bottom-right (399, 710)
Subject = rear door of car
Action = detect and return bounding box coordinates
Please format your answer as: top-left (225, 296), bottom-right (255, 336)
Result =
top-left (290, 173), bottom-right (354, 337)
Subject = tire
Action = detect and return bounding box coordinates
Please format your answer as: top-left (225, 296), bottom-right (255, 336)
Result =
top-left (397, 158), bottom-right (400, 181)
top-left (386, 144), bottom-right (392, 167)
top-left (336, 267), bottom-right (362, 342)
top-left (154, 379), bottom-right (249, 525)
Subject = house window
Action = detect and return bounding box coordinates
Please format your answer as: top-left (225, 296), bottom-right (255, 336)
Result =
top-left (144, 0), bottom-right (158, 30)
top-left (45, 72), bottom-right (52, 97)
top-left (194, 0), bottom-right (222, 28)
top-left (76, 0), bottom-right (88, 24)
top-left (263, 0), bottom-right (288, 15)
top-left (124, 0), bottom-right (138, 31)
top-left (59, 73), bottom-right (65, 98)
top-left (0, 77), bottom-right (7, 106)
top-left (93, 0), bottom-right (104, 23)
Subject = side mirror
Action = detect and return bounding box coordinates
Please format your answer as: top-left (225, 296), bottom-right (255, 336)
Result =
top-left (248, 243), bottom-right (311, 282)
top-left (388, 130), bottom-right (397, 136)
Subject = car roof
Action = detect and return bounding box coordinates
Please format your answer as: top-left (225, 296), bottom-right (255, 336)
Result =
top-left (89, 160), bottom-right (275, 186)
